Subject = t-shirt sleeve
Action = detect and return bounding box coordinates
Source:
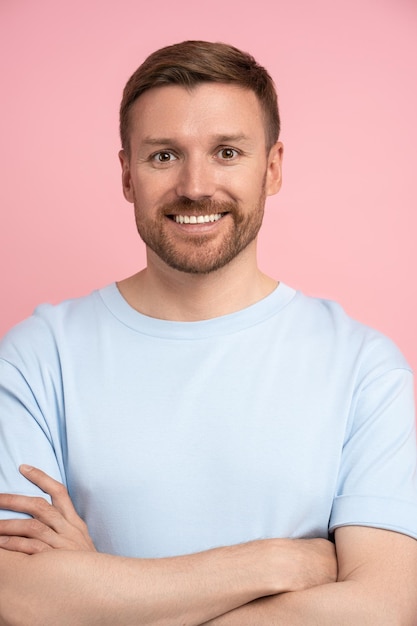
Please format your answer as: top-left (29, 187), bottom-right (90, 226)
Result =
top-left (329, 364), bottom-right (417, 539)
top-left (0, 319), bottom-right (66, 519)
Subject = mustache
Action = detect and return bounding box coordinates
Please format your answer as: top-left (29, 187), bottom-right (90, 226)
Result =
top-left (161, 198), bottom-right (238, 216)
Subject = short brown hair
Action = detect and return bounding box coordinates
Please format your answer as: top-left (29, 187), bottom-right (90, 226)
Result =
top-left (120, 40), bottom-right (280, 156)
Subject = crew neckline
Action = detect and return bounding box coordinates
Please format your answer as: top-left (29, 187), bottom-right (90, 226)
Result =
top-left (98, 281), bottom-right (297, 339)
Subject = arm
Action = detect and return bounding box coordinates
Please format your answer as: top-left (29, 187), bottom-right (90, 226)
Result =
top-left (202, 525), bottom-right (417, 625)
top-left (0, 467), bottom-right (337, 626)
top-left (0, 540), bottom-right (336, 626)
top-left (0, 543), bottom-right (281, 626)
top-left (4, 474), bottom-right (414, 625)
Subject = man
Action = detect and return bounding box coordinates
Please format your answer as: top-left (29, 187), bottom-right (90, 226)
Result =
top-left (0, 40), bottom-right (416, 624)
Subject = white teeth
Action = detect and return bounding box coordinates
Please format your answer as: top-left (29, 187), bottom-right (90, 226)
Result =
top-left (174, 214), bottom-right (223, 224)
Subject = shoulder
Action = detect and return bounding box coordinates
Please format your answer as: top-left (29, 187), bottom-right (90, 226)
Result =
top-left (288, 289), bottom-right (411, 376)
top-left (0, 287), bottom-right (110, 371)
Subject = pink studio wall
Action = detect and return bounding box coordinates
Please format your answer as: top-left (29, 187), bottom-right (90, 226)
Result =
top-left (1, 0), bottom-right (416, 390)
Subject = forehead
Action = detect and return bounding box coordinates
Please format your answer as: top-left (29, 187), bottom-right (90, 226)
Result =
top-left (128, 83), bottom-right (267, 145)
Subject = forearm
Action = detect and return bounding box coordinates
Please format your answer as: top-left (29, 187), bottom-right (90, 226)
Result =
top-left (0, 542), bottom-right (279, 626)
top-left (204, 581), bottom-right (396, 626)
top-left (202, 579), bottom-right (414, 626)
top-left (204, 528), bottom-right (417, 626)
top-left (0, 467), bottom-right (338, 625)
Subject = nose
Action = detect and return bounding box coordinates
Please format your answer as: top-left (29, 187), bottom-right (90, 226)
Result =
top-left (175, 157), bottom-right (216, 201)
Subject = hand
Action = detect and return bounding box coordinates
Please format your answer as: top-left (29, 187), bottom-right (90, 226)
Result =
top-left (200, 539), bottom-right (338, 625)
top-left (0, 465), bottom-right (96, 555)
top-left (274, 537), bottom-right (338, 592)
top-left (249, 536), bottom-right (337, 596)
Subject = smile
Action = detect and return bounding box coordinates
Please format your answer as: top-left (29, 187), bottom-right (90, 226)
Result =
top-left (172, 213), bottom-right (224, 224)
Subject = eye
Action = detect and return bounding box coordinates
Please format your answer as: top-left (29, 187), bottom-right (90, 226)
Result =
top-left (151, 151), bottom-right (177, 164)
top-left (217, 147), bottom-right (239, 161)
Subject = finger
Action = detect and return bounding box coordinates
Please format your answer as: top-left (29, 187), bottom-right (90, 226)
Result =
top-left (19, 465), bottom-right (83, 528)
top-left (0, 534), bottom-right (53, 555)
top-left (0, 494), bottom-right (65, 535)
top-left (0, 492), bottom-right (96, 552)
top-left (0, 515), bottom-right (96, 552)
top-left (0, 518), bottom-right (61, 547)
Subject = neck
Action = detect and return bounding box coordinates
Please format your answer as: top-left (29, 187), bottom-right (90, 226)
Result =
top-left (117, 243), bottom-right (278, 322)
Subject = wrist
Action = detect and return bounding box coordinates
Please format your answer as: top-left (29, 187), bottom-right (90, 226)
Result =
top-left (229, 538), bottom-right (289, 597)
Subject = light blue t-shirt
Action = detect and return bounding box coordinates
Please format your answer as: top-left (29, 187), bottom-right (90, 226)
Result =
top-left (0, 283), bottom-right (416, 557)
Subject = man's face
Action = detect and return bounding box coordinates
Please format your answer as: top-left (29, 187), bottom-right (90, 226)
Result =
top-left (119, 83), bottom-right (282, 274)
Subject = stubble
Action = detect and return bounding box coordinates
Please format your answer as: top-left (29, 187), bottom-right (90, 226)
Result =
top-left (133, 184), bottom-right (267, 275)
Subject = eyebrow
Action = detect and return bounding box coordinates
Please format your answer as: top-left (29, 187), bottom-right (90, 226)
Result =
top-left (140, 133), bottom-right (252, 146)
top-left (140, 138), bottom-right (175, 146)
top-left (211, 134), bottom-right (252, 144)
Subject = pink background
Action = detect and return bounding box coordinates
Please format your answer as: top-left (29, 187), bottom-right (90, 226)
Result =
top-left (1, 1), bottom-right (416, 388)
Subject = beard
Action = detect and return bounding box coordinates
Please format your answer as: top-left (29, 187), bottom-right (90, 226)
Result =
top-left (133, 184), bottom-right (267, 275)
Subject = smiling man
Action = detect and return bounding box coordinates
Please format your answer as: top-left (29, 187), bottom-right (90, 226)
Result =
top-left (124, 85), bottom-right (271, 273)
top-left (117, 80), bottom-right (280, 319)
top-left (0, 41), bottom-right (416, 625)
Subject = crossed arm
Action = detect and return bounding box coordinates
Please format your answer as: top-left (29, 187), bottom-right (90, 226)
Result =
top-left (0, 466), bottom-right (416, 626)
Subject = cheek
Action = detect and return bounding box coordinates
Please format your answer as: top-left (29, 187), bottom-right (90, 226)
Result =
top-left (134, 171), bottom-right (178, 204)
top-left (233, 170), bottom-right (266, 202)
top-left (216, 168), bottom-right (257, 197)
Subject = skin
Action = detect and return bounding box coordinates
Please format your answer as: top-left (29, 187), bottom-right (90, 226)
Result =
top-left (0, 470), bottom-right (338, 625)
top-left (1, 83), bottom-right (417, 624)
top-left (117, 83), bottom-right (283, 321)
top-left (0, 470), bottom-right (416, 625)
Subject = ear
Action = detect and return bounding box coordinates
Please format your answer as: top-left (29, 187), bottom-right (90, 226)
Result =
top-left (119, 150), bottom-right (134, 203)
top-left (265, 141), bottom-right (283, 197)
